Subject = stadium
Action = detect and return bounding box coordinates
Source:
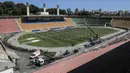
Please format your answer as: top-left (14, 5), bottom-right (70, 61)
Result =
top-left (0, 1), bottom-right (130, 73)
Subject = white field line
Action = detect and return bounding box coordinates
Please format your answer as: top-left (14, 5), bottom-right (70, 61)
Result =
top-left (31, 40), bottom-right (40, 43)
top-left (27, 38), bottom-right (35, 40)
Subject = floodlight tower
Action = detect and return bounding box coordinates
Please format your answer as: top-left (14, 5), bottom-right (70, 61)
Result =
top-left (26, 2), bottom-right (30, 16)
top-left (57, 4), bottom-right (60, 15)
top-left (43, 3), bottom-right (46, 12)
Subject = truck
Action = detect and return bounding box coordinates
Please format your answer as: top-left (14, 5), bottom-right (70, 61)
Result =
top-left (29, 49), bottom-right (55, 67)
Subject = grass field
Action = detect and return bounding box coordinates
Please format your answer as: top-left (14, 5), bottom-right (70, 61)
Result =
top-left (18, 27), bottom-right (117, 47)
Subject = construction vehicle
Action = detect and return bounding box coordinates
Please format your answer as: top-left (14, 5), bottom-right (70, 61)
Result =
top-left (83, 18), bottom-right (103, 47)
top-left (29, 49), bottom-right (43, 59)
top-left (29, 55), bottom-right (45, 66)
top-left (84, 18), bottom-right (99, 40)
top-left (29, 49), bottom-right (45, 66)
top-left (29, 49), bottom-right (55, 67)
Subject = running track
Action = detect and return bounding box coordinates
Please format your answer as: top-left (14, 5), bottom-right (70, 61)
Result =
top-left (33, 40), bottom-right (129, 73)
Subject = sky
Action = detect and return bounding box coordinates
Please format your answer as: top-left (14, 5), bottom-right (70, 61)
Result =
top-left (0, 0), bottom-right (130, 11)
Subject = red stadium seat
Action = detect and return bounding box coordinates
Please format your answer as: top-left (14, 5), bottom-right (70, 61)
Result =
top-left (0, 19), bottom-right (21, 34)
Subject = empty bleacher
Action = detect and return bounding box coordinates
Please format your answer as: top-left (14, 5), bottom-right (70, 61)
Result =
top-left (71, 18), bottom-right (85, 26)
top-left (17, 18), bottom-right (75, 32)
top-left (86, 18), bottom-right (112, 26)
top-left (0, 19), bottom-right (20, 34)
top-left (72, 18), bottom-right (112, 26)
top-left (112, 19), bottom-right (130, 28)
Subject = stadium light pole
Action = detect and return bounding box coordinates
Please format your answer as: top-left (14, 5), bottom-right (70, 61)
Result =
top-left (26, 0), bottom-right (30, 16)
top-left (43, 3), bottom-right (46, 12)
top-left (57, 5), bottom-right (60, 16)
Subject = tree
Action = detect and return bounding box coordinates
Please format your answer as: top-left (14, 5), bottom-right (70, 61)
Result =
top-left (47, 8), bottom-right (57, 15)
top-left (79, 11), bottom-right (92, 16)
top-left (124, 10), bottom-right (129, 16)
top-left (16, 3), bottom-right (26, 15)
top-left (3, 1), bottom-right (15, 9)
top-left (0, 1), bottom-right (41, 15)
top-left (117, 10), bottom-right (123, 16)
top-left (60, 9), bottom-right (66, 15)
top-left (29, 4), bottom-right (40, 14)
top-left (3, 1), bottom-right (15, 14)
top-left (66, 8), bottom-right (73, 15)
top-left (0, 2), bottom-right (4, 15)
top-left (12, 7), bottom-right (21, 15)
top-left (46, 8), bottom-right (66, 15)
top-left (74, 8), bottom-right (79, 15)
top-left (0, 8), bottom-right (4, 15)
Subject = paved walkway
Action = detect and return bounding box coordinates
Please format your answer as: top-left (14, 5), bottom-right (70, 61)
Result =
top-left (33, 40), bottom-right (129, 73)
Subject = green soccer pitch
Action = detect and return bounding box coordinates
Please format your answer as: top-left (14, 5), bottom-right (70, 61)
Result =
top-left (18, 27), bottom-right (117, 47)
